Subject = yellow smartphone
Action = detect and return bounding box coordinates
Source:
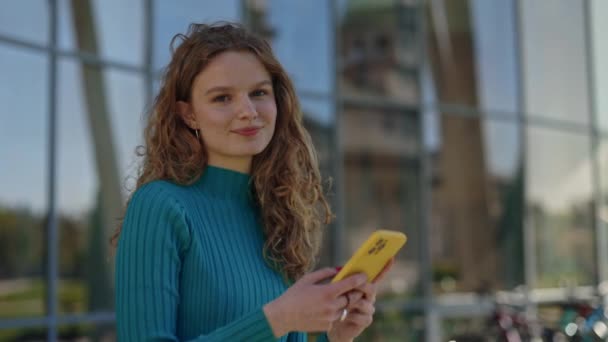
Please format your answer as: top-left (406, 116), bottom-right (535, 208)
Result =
top-left (331, 229), bottom-right (407, 283)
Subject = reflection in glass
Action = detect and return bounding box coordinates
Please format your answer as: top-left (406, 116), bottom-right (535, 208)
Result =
top-left (299, 97), bottom-right (334, 267)
top-left (520, 0), bottom-right (590, 124)
top-left (339, 0), bottom-right (419, 103)
top-left (58, 58), bottom-right (136, 314)
top-left (342, 103), bottom-right (420, 298)
top-left (58, 0), bottom-right (144, 65)
top-left (104, 69), bottom-right (146, 197)
top-left (527, 127), bottom-right (594, 288)
top-left (431, 117), bottom-right (523, 293)
top-left (0, 1), bottom-right (48, 45)
top-left (0, 47), bottom-right (47, 319)
top-left (244, 0), bottom-right (332, 94)
top-left (301, 97), bottom-right (334, 172)
top-left (428, 0), bottom-right (518, 114)
top-left (153, 0), bottom-right (240, 70)
top-left (358, 310), bottom-right (425, 341)
top-left (426, 0), bottom-right (479, 110)
top-left (470, 0), bottom-right (518, 114)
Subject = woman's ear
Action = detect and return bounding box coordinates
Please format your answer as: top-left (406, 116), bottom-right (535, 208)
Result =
top-left (176, 101), bottom-right (197, 130)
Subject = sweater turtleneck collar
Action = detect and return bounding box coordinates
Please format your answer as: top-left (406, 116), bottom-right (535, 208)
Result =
top-left (195, 165), bottom-right (255, 203)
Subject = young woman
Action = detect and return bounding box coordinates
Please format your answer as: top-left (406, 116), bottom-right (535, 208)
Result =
top-left (113, 22), bottom-right (392, 341)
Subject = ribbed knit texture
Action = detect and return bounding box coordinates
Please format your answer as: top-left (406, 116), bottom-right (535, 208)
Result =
top-left (115, 165), bottom-right (328, 341)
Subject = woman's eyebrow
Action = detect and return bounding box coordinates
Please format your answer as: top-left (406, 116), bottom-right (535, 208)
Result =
top-left (204, 80), bottom-right (272, 96)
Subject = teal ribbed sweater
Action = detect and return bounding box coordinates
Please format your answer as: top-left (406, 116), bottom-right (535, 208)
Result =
top-left (115, 166), bottom-right (328, 341)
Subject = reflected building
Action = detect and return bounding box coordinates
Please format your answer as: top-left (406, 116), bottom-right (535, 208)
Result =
top-left (340, 0), bottom-right (422, 296)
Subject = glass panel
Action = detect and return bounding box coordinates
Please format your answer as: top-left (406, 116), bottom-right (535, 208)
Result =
top-left (58, 323), bottom-right (115, 341)
top-left (153, 0), bottom-right (241, 70)
top-left (443, 316), bottom-right (488, 341)
top-left (244, 0), bottom-right (332, 95)
top-left (105, 69), bottom-right (146, 196)
top-left (58, 0), bottom-right (144, 65)
top-left (339, 0), bottom-right (419, 104)
top-left (428, 0), bottom-right (518, 115)
top-left (442, 312), bottom-right (538, 341)
top-left (431, 116), bottom-right (523, 293)
top-left (300, 97), bottom-right (335, 267)
top-left (526, 127), bottom-right (594, 288)
top-left (520, 1), bottom-right (590, 125)
top-left (0, 327), bottom-right (47, 341)
top-left (358, 310), bottom-right (425, 341)
top-left (57, 59), bottom-right (144, 313)
top-left (597, 138), bottom-right (608, 280)
top-left (426, 0), bottom-right (477, 109)
top-left (342, 103), bottom-right (421, 298)
top-left (0, 2), bottom-right (48, 45)
top-left (469, 0), bottom-right (518, 115)
top-left (591, 0), bottom-right (608, 131)
top-left (0, 46), bottom-right (47, 319)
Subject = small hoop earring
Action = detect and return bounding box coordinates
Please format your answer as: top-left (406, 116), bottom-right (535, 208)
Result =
top-left (195, 129), bottom-right (200, 139)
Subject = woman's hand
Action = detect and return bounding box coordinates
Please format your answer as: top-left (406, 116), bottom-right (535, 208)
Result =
top-left (326, 258), bottom-right (396, 342)
top-left (263, 268), bottom-right (368, 337)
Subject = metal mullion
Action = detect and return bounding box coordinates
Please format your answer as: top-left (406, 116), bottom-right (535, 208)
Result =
top-left (412, 0), bottom-right (437, 340)
top-left (0, 34), bottom-right (145, 73)
top-left (144, 0), bottom-right (154, 107)
top-left (513, 0), bottom-right (538, 327)
top-left (0, 33), bottom-right (50, 52)
top-left (583, 0), bottom-right (606, 289)
top-left (57, 48), bottom-right (146, 73)
top-left (46, 0), bottom-right (59, 340)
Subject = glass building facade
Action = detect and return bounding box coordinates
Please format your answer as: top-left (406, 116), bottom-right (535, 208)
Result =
top-left (1, 0), bottom-right (608, 341)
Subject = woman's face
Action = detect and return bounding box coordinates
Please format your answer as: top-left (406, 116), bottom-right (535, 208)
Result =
top-left (178, 50), bottom-right (277, 173)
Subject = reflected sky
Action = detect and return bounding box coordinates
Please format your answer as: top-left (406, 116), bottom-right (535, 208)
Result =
top-left (470, 0), bottom-right (518, 115)
top-left (0, 1), bottom-right (240, 216)
top-left (0, 1), bottom-right (48, 45)
top-left (267, 0), bottom-right (332, 96)
top-left (58, 0), bottom-right (144, 65)
top-left (154, 0), bottom-right (240, 70)
top-left (520, 0), bottom-right (590, 124)
top-left (0, 47), bottom-right (48, 214)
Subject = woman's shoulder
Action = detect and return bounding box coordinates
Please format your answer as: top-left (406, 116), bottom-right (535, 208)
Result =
top-left (127, 179), bottom-right (193, 214)
top-left (121, 180), bottom-right (194, 253)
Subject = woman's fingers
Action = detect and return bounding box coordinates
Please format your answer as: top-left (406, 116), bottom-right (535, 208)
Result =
top-left (350, 299), bottom-right (375, 316)
top-left (326, 273), bottom-right (368, 298)
top-left (343, 311), bottom-right (374, 327)
top-left (333, 294), bottom-right (349, 310)
top-left (346, 290), bottom-right (363, 308)
top-left (357, 282), bottom-right (377, 302)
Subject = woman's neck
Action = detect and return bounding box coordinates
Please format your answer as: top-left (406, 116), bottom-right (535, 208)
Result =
top-left (207, 156), bottom-right (252, 174)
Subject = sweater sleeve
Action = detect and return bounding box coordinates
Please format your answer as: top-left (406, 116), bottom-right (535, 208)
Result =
top-left (115, 184), bottom-right (277, 342)
top-left (314, 333), bottom-right (330, 342)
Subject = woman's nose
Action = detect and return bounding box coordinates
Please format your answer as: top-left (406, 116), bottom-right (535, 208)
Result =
top-left (237, 95), bottom-right (258, 120)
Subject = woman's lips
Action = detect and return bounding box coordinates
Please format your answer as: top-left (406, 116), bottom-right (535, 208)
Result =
top-left (232, 126), bottom-right (261, 136)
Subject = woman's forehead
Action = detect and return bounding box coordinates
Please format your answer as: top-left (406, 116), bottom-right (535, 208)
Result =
top-left (193, 51), bottom-right (271, 91)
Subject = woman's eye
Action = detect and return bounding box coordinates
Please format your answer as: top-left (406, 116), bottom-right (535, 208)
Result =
top-left (212, 95), bottom-right (230, 103)
top-left (251, 89), bottom-right (268, 97)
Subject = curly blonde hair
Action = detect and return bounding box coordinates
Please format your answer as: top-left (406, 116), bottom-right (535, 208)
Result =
top-left (111, 22), bottom-right (333, 281)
